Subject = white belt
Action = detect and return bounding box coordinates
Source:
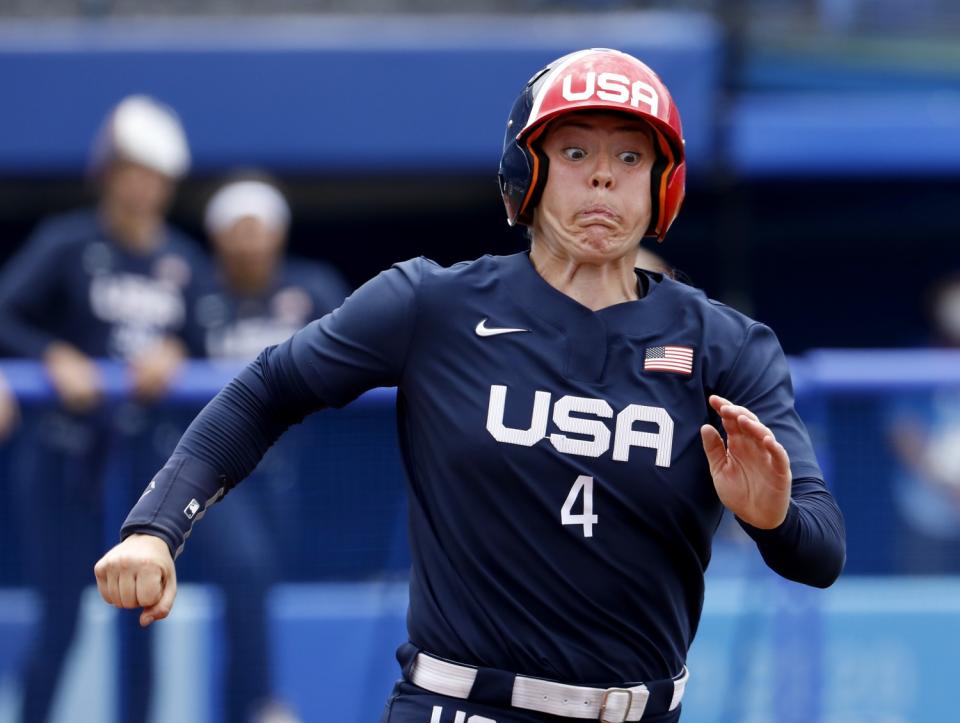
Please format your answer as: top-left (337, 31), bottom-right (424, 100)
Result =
top-left (409, 652), bottom-right (688, 722)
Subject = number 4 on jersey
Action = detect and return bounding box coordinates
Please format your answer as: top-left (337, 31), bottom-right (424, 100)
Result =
top-left (561, 475), bottom-right (599, 537)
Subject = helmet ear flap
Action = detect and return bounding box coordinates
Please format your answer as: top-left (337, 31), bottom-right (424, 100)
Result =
top-left (514, 123), bottom-right (552, 226)
top-left (499, 63), bottom-right (560, 226)
top-left (646, 127), bottom-right (685, 241)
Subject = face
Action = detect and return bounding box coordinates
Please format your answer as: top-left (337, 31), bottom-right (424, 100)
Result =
top-left (934, 279), bottom-right (960, 345)
top-left (213, 215), bottom-right (285, 269)
top-left (101, 159), bottom-right (175, 218)
top-left (532, 112), bottom-right (655, 263)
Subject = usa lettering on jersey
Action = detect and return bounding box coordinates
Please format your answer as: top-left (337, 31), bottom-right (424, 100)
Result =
top-left (485, 384), bottom-right (673, 467)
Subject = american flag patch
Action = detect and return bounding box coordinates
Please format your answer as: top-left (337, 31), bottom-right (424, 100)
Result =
top-left (644, 345), bottom-right (694, 374)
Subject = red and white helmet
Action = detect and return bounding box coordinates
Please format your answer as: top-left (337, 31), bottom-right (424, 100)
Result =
top-left (498, 48), bottom-right (686, 241)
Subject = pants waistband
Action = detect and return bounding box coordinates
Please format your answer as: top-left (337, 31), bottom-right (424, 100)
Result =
top-left (401, 645), bottom-right (688, 722)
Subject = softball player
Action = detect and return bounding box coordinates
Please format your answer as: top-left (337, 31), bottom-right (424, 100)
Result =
top-left (95, 50), bottom-right (845, 722)
top-left (177, 175), bottom-right (349, 722)
top-left (0, 95), bottom-right (206, 722)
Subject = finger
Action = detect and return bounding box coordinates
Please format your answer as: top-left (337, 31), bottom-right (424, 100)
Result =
top-left (764, 436), bottom-right (792, 477)
top-left (717, 410), bottom-right (749, 441)
top-left (142, 567), bottom-right (177, 627)
top-left (118, 572), bottom-right (138, 609)
top-left (708, 395), bottom-right (728, 414)
top-left (136, 566), bottom-right (163, 609)
top-left (107, 569), bottom-right (122, 608)
top-left (718, 403), bottom-right (760, 424)
top-left (737, 415), bottom-right (774, 443)
top-left (94, 558), bottom-right (112, 605)
top-left (700, 424), bottom-right (727, 472)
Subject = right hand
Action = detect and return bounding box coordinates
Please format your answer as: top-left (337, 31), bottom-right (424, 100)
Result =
top-left (94, 533), bottom-right (177, 628)
top-left (43, 342), bottom-right (102, 413)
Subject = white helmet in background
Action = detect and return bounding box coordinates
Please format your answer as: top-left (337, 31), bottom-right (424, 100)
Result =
top-left (90, 95), bottom-right (191, 179)
top-left (205, 179), bottom-right (291, 237)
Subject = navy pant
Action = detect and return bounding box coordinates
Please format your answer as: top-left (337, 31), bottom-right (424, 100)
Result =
top-left (381, 681), bottom-right (683, 723)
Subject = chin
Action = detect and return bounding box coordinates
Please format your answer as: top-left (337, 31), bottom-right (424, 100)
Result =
top-left (574, 231), bottom-right (632, 261)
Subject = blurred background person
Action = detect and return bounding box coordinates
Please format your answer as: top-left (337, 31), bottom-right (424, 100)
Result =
top-left (0, 94), bottom-right (205, 723)
top-left (165, 174), bottom-right (349, 723)
top-left (928, 272), bottom-right (960, 348)
top-left (886, 272), bottom-right (960, 573)
top-left (0, 371), bottom-right (18, 442)
top-left (196, 174), bottom-right (350, 361)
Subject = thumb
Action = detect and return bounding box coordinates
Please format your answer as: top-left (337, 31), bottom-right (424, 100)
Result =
top-left (700, 424), bottom-right (726, 473)
top-left (141, 567), bottom-right (177, 628)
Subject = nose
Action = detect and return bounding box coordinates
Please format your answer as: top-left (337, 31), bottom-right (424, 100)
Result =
top-left (590, 156), bottom-right (614, 190)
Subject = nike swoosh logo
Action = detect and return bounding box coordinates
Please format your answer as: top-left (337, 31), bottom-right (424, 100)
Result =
top-left (475, 319), bottom-right (529, 337)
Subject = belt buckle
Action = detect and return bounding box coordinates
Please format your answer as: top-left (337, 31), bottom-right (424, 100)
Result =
top-left (599, 687), bottom-right (633, 723)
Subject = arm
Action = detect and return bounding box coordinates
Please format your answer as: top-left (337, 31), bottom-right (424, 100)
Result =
top-left (701, 395), bottom-right (845, 588)
top-left (0, 225), bottom-right (104, 411)
top-left (702, 323), bottom-right (846, 588)
top-left (96, 343), bottom-right (316, 627)
top-left (0, 223), bottom-right (71, 358)
top-left (738, 477), bottom-right (846, 589)
top-left (94, 259), bottom-right (424, 623)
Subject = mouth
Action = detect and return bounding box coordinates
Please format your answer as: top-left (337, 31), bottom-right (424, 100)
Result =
top-left (577, 206), bottom-right (619, 227)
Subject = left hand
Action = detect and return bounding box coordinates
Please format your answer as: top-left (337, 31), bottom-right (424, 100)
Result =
top-left (700, 394), bottom-right (791, 529)
top-left (129, 337), bottom-right (186, 402)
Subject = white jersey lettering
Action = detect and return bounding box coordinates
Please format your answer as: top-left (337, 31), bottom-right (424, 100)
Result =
top-left (613, 404), bottom-right (674, 467)
top-left (560, 71), bottom-right (660, 114)
top-left (549, 395), bottom-right (613, 458)
top-left (486, 384), bottom-right (550, 446)
top-left (487, 386), bottom-right (673, 466)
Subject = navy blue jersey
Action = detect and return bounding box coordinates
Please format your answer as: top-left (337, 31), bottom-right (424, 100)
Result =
top-left (0, 210), bottom-right (207, 360)
top-left (123, 252), bottom-right (844, 686)
top-left (190, 257), bottom-right (349, 360)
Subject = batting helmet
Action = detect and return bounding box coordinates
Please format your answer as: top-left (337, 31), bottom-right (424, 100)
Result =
top-left (90, 95), bottom-right (191, 179)
top-left (498, 48), bottom-right (685, 241)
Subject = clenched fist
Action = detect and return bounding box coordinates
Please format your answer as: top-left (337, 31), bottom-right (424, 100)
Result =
top-left (94, 533), bottom-right (177, 628)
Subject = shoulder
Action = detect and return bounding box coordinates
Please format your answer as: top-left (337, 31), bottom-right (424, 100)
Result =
top-left (161, 225), bottom-right (206, 262)
top-left (656, 273), bottom-right (764, 342)
top-left (646, 275), bottom-right (786, 383)
top-left (25, 209), bottom-right (102, 252)
top-left (159, 225), bottom-right (211, 282)
top-left (397, 253), bottom-right (509, 290)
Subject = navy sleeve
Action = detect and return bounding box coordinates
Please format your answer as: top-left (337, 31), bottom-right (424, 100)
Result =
top-left (286, 258), bottom-right (422, 407)
top-left (718, 323), bottom-right (846, 587)
top-left (120, 259), bottom-right (423, 556)
top-left (738, 478), bottom-right (846, 588)
top-left (0, 224), bottom-right (70, 357)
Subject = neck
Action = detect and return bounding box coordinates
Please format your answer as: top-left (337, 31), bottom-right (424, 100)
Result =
top-left (100, 203), bottom-right (162, 253)
top-left (529, 242), bottom-right (639, 311)
top-left (221, 257), bottom-right (277, 295)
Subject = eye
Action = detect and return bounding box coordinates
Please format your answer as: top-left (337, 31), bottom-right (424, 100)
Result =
top-left (618, 151), bottom-right (642, 165)
top-left (562, 147), bottom-right (586, 161)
